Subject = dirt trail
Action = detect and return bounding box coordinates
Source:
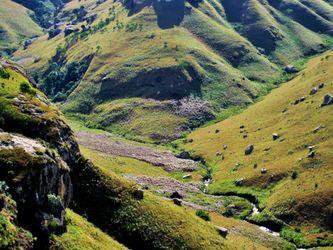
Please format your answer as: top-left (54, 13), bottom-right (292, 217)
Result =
top-left (75, 131), bottom-right (198, 172)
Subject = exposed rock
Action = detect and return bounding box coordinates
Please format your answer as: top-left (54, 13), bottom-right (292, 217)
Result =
top-left (321, 94), bottom-right (333, 107)
top-left (261, 168), bottom-right (268, 174)
top-left (308, 146), bottom-right (315, 152)
top-left (64, 25), bottom-right (79, 36)
top-left (313, 125), bottom-right (324, 133)
top-left (319, 83), bottom-right (325, 89)
top-left (284, 65), bottom-right (298, 73)
top-left (300, 96), bottom-right (306, 102)
top-left (216, 226), bottom-right (229, 238)
top-left (273, 133), bottom-right (279, 141)
top-left (310, 87), bottom-right (318, 95)
top-left (170, 191), bottom-right (183, 199)
top-left (133, 189), bottom-right (144, 200)
top-left (245, 144), bottom-right (254, 155)
top-left (182, 174), bottom-right (192, 179)
top-left (215, 129), bottom-right (220, 134)
top-left (176, 150), bottom-right (191, 159)
top-left (235, 178), bottom-right (245, 186)
top-left (240, 125), bottom-right (245, 129)
top-left (173, 198), bottom-right (182, 206)
top-left (308, 151), bottom-right (316, 159)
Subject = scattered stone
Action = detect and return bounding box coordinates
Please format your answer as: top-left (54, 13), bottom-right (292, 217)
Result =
top-left (308, 151), bottom-right (316, 159)
top-left (310, 87), bottom-right (318, 95)
top-left (294, 99), bottom-right (300, 105)
top-left (261, 168), bottom-right (267, 174)
top-left (176, 150), bottom-right (191, 159)
top-left (282, 108), bottom-right (288, 113)
top-left (264, 147), bottom-right (271, 152)
top-left (253, 163), bottom-right (258, 169)
top-left (285, 65), bottom-right (298, 74)
top-left (216, 152), bottom-right (222, 156)
top-left (173, 198), bottom-right (182, 206)
top-left (133, 189), bottom-right (144, 200)
top-left (215, 129), bottom-right (220, 134)
top-left (245, 144), bottom-right (254, 155)
top-left (216, 226), bottom-right (229, 238)
top-left (187, 138), bottom-right (194, 143)
top-left (321, 94), bottom-right (333, 107)
top-left (64, 25), bottom-right (79, 36)
top-left (300, 96), bottom-right (306, 102)
top-left (273, 133), bottom-right (280, 141)
top-left (313, 125), bottom-right (323, 133)
top-left (279, 138), bottom-right (286, 142)
top-left (308, 146), bottom-right (315, 152)
top-left (318, 83), bottom-right (325, 89)
top-left (243, 135), bottom-right (248, 139)
top-left (223, 145), bottom-right (228, 150)
top-left (170, 191), bottom-right (183, 199)
top-left (182, 174), bottom-right (192, 179)
top-left (240, 125), bottom-right (245, 129)
top-left (235, 178), bottom-right (245, 186)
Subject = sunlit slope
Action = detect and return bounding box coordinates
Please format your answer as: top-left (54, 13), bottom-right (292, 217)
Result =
top-left (184, 51), bottom-right (333, 238)
top-left (14, 0), bottom-right (333, 142)
top-left (0, 0), bottom-right (42, 54)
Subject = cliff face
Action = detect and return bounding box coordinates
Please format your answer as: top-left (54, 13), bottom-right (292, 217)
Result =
top-left (0, 59), bottom-right (79, 248)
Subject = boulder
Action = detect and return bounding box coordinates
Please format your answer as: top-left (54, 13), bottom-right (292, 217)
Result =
top-left (284, 65), bottom-right (298, 74)
top-left (235, 178), bottom-right (245, 186)
top-left (170, 191), bottom-right (183, 199)
top-left (240, 125), bottom-right (245, 129)
top-left (223, 145), bottom-right (228, 150)
top-left (313, 125), bottom-right (323, 133)
top-left (300, 96), bottom-right (306, 102)
top-left (261, 168), bottom-right (267, 174)
top-left (321, 94), bottom-right (333, 107)
top-left (284, 65), bottom-right (298, 73)
top-left (308, 146), bottom-right (315, 152)
top-left (215, 129), bottom-right (220, 134)
top-left (245, 144), bottom-right (254, 155)
top-left (310, 87), bottom-right (318, 95)
top-left (319, 83), bottom-right (325, 89)
top-left (273, 133), bottom-right (279, 141)
top-left (216, 226), bottom-right (229, 238)
top-left (176, 150), bottom-right (191, 159)
top-left (182, 174), bottom-right (192, 179)
top-left (173, 198), bottom-right (182, 206)
top-left (64, 25), bottom-right (79, 36)
top-left (133, 189), bottom-right (144, 200)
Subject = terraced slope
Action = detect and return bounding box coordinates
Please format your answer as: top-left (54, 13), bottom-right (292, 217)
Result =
top-left (183, 50), bottom-right (333, 248)
top-left (0, 0), bottom-right (42, 55)
top-left (14, 0), bottom-right (333, 142)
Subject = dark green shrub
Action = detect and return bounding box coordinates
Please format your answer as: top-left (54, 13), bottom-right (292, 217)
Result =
top-left (19, 82), bottom-right (36, 95)
top-left (0, 69), bottom-right (10, 79)
top-left (195, 210), bottom-right (210, 221)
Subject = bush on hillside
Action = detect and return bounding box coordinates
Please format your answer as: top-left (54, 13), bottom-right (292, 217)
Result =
top-left (195, 210), bottom-right (210, 221)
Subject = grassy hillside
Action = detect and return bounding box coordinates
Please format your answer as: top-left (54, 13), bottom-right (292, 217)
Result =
top-left (0, 0), bottom-right (43, 55)
top-left (13, 0), bottom-right (333, 142)
top-left (50, 210), bottom-right (127, 250)
top-left (182, 50), bottom-right (333, 247)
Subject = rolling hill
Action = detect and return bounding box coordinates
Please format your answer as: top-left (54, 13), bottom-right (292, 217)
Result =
top-left (0, 0), bottom-right (43, 55)
top-left (13, 0), bottom-right (333, 142)
top-left (182, 50), bottom-right (333, 248)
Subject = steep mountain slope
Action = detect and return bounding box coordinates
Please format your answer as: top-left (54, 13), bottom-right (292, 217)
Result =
top-left (14, 0), bottom-right (333, 142)
top-left (0, 0), bottom-right (43, 55)
top-left (182, 50), bottom-right (333, 247)
top-left (0, 59), bottom-right (247, 250)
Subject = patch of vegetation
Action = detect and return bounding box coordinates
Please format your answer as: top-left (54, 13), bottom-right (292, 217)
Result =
top-left (195, 210), bottom-right (211, 221)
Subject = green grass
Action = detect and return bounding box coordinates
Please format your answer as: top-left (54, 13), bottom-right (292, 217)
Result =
top-left (12, 0), bottom-right (332, 142)
top-left (0, 0), bottom-right (42, 54)
top-left (51, 210), bottom-right (127, 250)
top-left (183, 51), bottom-right (333, 245)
